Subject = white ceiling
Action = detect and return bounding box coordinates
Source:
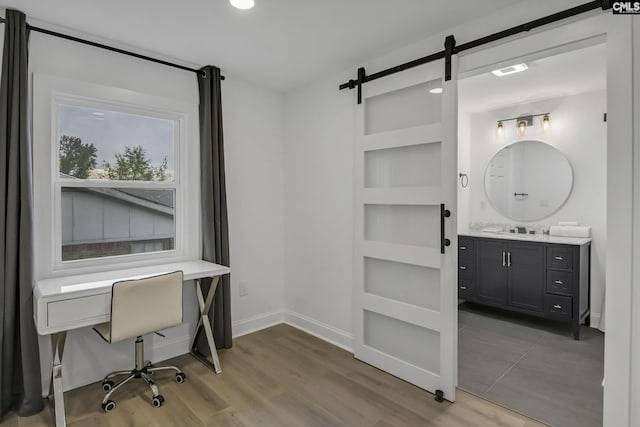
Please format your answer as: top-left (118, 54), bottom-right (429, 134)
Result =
top-left (0, 0), bottom-right (529, 92)
top-left (459, 43), bottom-right (606, 114)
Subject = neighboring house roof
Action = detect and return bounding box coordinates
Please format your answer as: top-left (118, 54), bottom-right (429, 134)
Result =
top-left (59, 172), bottom-right (174, 215)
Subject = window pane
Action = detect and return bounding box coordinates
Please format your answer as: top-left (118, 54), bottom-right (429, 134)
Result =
top-left (61, 187), bottom-right (175, 261)
top-left (58, 104), bottom-right (175, 181)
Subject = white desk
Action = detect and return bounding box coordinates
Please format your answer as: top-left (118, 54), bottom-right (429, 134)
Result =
top-left (33, 260), bottom-right (230, 427)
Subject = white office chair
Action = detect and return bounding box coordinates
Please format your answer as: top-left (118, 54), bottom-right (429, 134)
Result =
top-left (93, 270), bottom-right (186, 412)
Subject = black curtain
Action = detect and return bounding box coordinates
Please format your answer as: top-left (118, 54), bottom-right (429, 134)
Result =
top-left (197, 66), bottom-right (232, 350)
top-left (0, 9), bottom-right (44, 418)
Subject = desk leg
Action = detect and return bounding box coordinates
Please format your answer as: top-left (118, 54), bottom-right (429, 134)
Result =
top-left (190, 277), bottom-right (222, 374)
top-left (48, 332), bottom-right (67, 427)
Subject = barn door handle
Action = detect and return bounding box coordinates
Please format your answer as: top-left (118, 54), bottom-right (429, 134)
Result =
top-left (441, 204), bottom-right (451, 254)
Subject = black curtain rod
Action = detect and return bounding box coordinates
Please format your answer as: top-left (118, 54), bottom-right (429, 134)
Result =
top-left (0, 16), bottom-right (224, 79)
top-left (339, 0), bottom-right (610, 91)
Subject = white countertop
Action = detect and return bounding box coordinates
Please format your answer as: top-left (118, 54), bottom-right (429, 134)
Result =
top-left (460, 229), bottom-right (591, 245)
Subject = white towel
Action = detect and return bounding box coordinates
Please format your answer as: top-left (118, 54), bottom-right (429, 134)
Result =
top-left (549, 225), bottom-right (591, 238)
top-left (558, 221), bottom-right (579, 226)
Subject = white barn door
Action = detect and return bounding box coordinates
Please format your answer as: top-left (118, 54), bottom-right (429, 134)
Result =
top-left (353, 56), bottom-right (458, 401)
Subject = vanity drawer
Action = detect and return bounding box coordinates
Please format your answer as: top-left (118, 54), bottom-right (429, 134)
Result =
top-left (458, 238), bottom-right (474, 259)
top-left (546, 295), bottom-right (573, 320)
top-left (458, 281), bottom-right (474, 298)
top-left (546, 270), bottom-right (573, 295)
top-left (546, 246), bottom-right (573, 271)
top-left (458, 261), bottom-right (473, 280)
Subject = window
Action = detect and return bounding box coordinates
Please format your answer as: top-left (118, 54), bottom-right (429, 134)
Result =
top-left (56, 104), bottom-right (177, 261)
top-left (32, 73), bottom-right (200, 275)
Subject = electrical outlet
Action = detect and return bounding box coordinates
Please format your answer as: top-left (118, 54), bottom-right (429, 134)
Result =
top-left (239, 280), bottom-right (249, 297)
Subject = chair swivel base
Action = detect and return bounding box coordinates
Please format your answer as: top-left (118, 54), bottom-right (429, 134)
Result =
top-left (100, 337), bottom-right (186, 412)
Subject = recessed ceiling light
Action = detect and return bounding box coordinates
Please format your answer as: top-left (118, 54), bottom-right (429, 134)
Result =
top-left (491, 63), bottom-right (528, 77)
top-left (230, 0), bottom-right (254, 9)
top-left (429, 87), bottom-right (443, 94)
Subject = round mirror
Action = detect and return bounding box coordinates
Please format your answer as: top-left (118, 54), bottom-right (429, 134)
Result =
top-left (484, 140), bottom-right (573, 221)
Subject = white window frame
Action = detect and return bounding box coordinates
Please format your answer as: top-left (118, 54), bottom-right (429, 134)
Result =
top-left (33, 73), bottom-right (200, 278)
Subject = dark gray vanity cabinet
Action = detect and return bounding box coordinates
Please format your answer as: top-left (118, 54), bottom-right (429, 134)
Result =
top-left (458, 235), bottom-right (590, 340)
top-left (476, 239), bottom-right (508, 305)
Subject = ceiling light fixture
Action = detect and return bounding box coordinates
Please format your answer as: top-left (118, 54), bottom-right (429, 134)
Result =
top-left (429, 87), bottom-right (443, 94)
top-left (230, 0), bottom-right (255, 9)
top-left (491, 63), bottom-right (528, 77)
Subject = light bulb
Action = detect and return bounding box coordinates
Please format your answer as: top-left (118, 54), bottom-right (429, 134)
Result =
top-left (518, 120), bottom-right (527, 137)
top-left (496, 121), bottom-right (504, 139)
top-left (542, 114), bottom-right (551, 133)
top-left (230, 0), bottom-right (255, 9)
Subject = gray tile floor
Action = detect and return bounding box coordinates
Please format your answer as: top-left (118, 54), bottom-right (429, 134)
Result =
top-left (458, 302), bottom-right (604, 427)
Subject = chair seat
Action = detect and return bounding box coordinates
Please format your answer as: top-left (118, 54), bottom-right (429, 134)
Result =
top-left (94, 322), bottom-right (111, 343)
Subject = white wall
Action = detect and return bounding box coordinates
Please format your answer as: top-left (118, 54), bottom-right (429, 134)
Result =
top-left (223, 78), bottom-right (286, 335)
top-left (29, 28), bottom-right (285, 391)
top-left (283, 0), bottom-right (590, 349)
top-left (463, 91), bottom-right (606, 327)
top-left (283, 76), bottom-right (355, 347)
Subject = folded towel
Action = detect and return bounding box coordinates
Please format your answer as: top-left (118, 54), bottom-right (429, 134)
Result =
top-left (558, 221), bottom-right (579, 226)
top-left (549, 225), bottom-right (591, 238)
top-left (482, 227), bottom-right (503, 234)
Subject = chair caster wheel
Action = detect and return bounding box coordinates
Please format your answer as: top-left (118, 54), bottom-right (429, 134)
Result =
top-left (151, 395), bottom-right (164, 408)
top-left (101, 380), bottom-right (115, 392)
top-left (175, 372), bottom-right (186, 383)
top-left (102, 400), bottom-right (116, 412)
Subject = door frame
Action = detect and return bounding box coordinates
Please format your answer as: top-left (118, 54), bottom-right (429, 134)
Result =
top-left (455, 12), bottom-right (633, 427)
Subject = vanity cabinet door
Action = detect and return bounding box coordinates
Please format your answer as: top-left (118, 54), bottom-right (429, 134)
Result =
top-left (476, 240), bottom-right (508, 305)
top-left (507, 243), bottom-right (545, 312)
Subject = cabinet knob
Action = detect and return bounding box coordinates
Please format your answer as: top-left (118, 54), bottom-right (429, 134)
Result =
top-left (460, 246), bottom-right (467, 250)
top-left (460, 266), bottom-right (466, 270)
top-left (553, 304), bottom-right (562, 309)
top-left (460, 286), bottom-right (467, 290)
top-left (555, 280), bottom-right (564, 285)
top-left (554, 256), bottom-right (564, 261)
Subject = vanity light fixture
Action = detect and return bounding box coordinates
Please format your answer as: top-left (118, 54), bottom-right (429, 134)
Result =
top-left (496, 121), bottom-right (504, 138)
top-left (542, 114), bottom-right (551, 133)
top-left (518, 119), bottom-right (528, 137)
top-left (491, 63), bottom-right (528, 77)
top-left (230, 0), bottom-right (255, 9)
top-left (495, 113), bottom-right (550, 139)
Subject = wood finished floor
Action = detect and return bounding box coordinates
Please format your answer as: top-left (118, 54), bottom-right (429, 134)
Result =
top-left (3, 324), bottom-right (547, 427)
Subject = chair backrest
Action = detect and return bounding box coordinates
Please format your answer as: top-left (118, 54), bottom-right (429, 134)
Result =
top-left (109, 271), bottom-right (184, 343)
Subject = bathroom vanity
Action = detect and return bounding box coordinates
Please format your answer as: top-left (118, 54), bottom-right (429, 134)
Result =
top-left (458, 231), bottom-right (591, 339)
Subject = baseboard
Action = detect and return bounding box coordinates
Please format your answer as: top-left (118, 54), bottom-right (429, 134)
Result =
top-left (232, 310), bottom-right (285, 338)
top-left (590, 312), bottom-right (602, 330)
top-left (283, 310), bottom-right (353, 352)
